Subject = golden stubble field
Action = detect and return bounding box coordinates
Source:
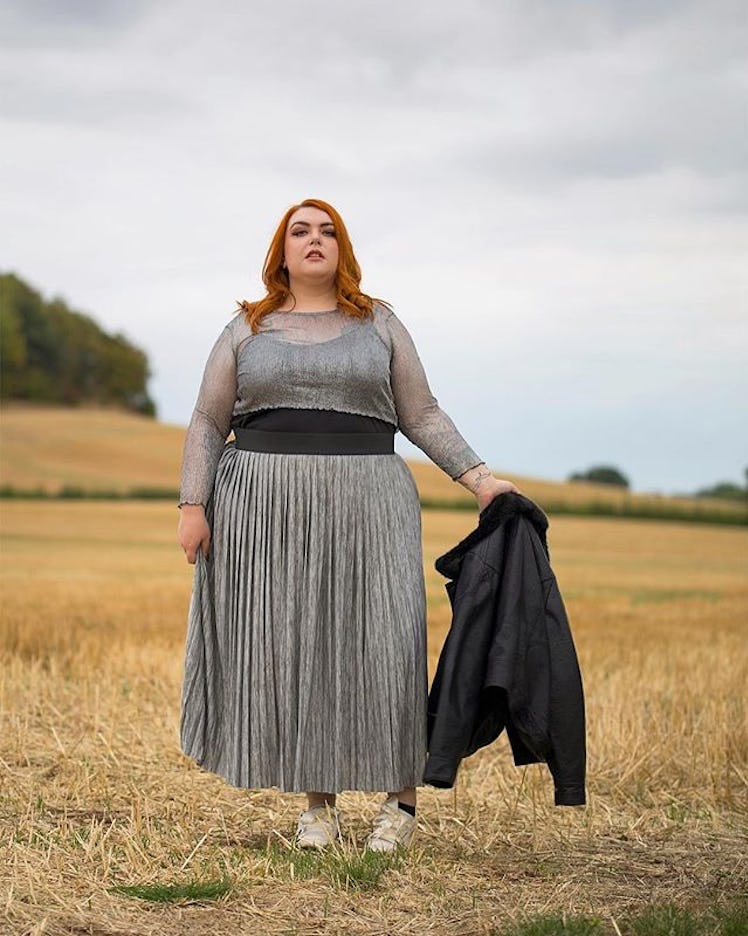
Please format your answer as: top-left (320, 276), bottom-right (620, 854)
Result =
top-left (1, 501), bottom-right (746, 936)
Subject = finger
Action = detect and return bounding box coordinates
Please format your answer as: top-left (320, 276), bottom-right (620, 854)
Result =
top-left (201, 536), bottom-right (211, 558)
top-left (183, 543), bottom-right (197, 564)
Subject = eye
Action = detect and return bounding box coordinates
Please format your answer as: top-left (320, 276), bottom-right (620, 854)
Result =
top-left (323, 229), bottom-right (336, 237)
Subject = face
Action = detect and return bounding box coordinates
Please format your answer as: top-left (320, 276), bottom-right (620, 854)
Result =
top-left (283, 206), bottom-right (340, 283)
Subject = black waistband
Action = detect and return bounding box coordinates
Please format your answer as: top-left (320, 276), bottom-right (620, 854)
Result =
top-left (234, 428), bottom-right (395, 454)
top-left (232, 407), bottom-right (395, 435)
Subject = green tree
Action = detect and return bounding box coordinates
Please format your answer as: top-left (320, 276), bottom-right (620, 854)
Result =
top-left (568, 465), bottom-right (630, 489)
top-left (694, 480), bottom-right (747, 502)
top-left (0, 296), bottom-right (27, 397)
top-left (0, 271), bottom-right (156, 416)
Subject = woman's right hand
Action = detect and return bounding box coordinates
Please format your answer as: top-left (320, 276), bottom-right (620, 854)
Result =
top-left (177, 504), bottom-right (211, 564)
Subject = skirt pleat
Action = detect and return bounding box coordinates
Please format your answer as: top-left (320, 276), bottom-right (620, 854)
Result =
top-left (179, 442), bottom-right (428, 793)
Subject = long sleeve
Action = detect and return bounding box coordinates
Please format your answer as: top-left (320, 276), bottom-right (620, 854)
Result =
top-left (178, 324), bottom-right (237, 508)
top-left (385, 310), bottom-right (485, 480)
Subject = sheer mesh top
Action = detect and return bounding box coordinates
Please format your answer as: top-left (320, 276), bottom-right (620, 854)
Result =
top-left (178, 302), bottom-right (484, 507)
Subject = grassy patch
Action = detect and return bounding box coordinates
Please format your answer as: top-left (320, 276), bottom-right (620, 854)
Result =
top-left (714, 896), bottom-right (748, 936)
top-left (109, 875), bottom-right (232, 904)
top-left (0, 483), bottom-right (180, 500)
top-left (419, 497), bottom-right (747, 526)
top-left (624, 904), bottom-right (703, 936)
top-left (501, 914), bottom-right (603, 935)
top-left (491, 899), bottom-right (748, 936)
top-left (622, 898), bottom-right (748, 936)
top-left (260, 841), bottom-right (407, 890)
top-left (629, 587), bottom-right (722, 605)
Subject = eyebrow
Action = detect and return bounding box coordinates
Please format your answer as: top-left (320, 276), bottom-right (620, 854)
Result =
top-left (289, 220), bottom-right (335, 229)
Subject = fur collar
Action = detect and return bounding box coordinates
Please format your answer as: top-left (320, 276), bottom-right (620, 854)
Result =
top-left (434, 492), bottom-right (550, 580)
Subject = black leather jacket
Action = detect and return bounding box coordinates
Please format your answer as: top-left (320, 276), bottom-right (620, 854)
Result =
top-left (423, 492), bottom-right (586, 806)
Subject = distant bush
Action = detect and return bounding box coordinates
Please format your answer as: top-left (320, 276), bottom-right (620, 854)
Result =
top-left (695, 481), bottom-right (746, 502)
top-left (568, 465), bottom-right (630, 489)
top-left (0, 271), bottom-right (156, 417)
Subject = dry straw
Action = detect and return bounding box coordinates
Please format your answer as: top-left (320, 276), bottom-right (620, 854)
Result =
top-left (1, 502), bottom-right (746, 935)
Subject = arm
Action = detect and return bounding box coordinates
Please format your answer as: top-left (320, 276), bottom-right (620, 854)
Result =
top-left (386, 310), bottom-right (519, 502)
top-left (177, 324), bottom-right (237, 561)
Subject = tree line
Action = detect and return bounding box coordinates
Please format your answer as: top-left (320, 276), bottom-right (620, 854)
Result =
top-left (569, 464), bottom-right (747, 503)
top-left (0, 272), bottom-right (156, 416)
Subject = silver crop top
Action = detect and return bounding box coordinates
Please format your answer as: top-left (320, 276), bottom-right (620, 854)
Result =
top-left (178, 302), bottom-right (484, 507)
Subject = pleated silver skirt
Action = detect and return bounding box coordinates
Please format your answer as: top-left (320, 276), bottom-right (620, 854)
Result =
top-left (179, 442), bottom-right (428, 793)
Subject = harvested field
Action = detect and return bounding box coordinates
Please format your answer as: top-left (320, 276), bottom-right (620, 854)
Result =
top-left (1, 501), bottom-right (746, 935)
top-left (1, 405), bottom-right (743, 525)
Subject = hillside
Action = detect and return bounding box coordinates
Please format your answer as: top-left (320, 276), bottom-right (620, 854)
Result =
top-left (0, 404), bottom-right (182, 493)
top-left (0, 404), bottom-right (743, 523)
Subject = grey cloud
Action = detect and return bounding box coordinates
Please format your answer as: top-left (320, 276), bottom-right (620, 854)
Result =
top-left (351, 38), bottom-right (748, 193)
top-left (4, 0), bottom-right (745, 142)
top-left (453, 103), bottom-right (748, 190)
top-left (3, 0), bottom-right (744, 73)
top-left (1, 72), bottom-right (195, 126)
top-left (0, 0), bottom-right (151, 45)
top-left (219, 0), bottom-right (745, 80)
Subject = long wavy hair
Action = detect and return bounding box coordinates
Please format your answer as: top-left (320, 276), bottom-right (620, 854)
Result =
top-left (236, 198), bottom-right (389, 333)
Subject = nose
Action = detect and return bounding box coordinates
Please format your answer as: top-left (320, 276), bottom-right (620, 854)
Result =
top-left (309, 231), bottom-right (321, 244)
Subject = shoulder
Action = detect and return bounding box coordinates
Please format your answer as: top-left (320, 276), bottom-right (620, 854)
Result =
top-left (372, 299), bottom-right (395, 324)
top-left (200, 313), bottom-right (253, 363)
top-left (371, 301), bottom-right (417, 349)
top-left (224, 310), bottom-right (256, 351)
top-left (369, 300), bottom-right (398, 352)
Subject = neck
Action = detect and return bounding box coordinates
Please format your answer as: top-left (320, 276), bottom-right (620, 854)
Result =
top-left (284, 278), bottom-right (337, 311)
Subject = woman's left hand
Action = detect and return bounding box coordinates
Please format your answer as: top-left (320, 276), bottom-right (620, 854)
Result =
top-left (474, 476), bottom-right (521, 513)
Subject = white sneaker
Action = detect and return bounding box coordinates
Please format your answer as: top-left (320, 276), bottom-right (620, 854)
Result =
top-left (365, 796), bottom-right (416, 853)
top-left (295, 804), bottom-right (341, 849)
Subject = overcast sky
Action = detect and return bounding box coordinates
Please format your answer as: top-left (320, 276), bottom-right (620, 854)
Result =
top-left (2, 0), bottom-right (746, 494)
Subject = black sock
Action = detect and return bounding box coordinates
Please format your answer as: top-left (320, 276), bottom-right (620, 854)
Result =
top-left (397, 801), bottom-right (416, 816)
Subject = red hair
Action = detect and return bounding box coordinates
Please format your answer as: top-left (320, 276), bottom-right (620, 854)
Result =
top-left (236, 198), bottom-right (389, 333)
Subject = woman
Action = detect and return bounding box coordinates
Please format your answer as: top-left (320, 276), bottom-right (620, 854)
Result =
top-left (177, 198), bottom-right (518, 852)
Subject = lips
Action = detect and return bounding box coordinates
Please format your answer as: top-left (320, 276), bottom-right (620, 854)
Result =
top-left (305, 250), bottom-right (324, 259)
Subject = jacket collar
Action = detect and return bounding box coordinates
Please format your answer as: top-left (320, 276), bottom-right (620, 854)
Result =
top-left (435, 492), bottom-right (550, 580)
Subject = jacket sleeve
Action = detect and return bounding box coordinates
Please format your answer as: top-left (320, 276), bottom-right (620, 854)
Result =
top-left (507, 521), bottom-right (586, 806)
top-left (423, 556), bottom-right (500, 787)
top-left (385, 309), bottom-right (485, 481)
top-left (541, 571), bottom-right (587, 806)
